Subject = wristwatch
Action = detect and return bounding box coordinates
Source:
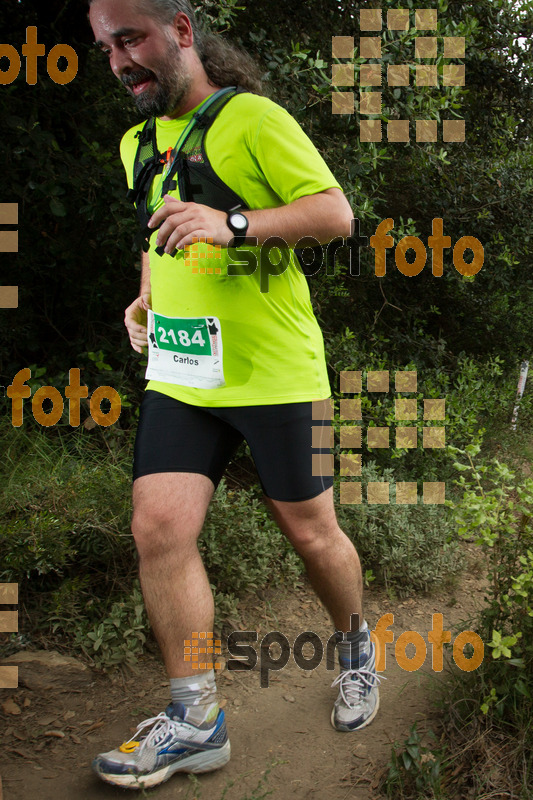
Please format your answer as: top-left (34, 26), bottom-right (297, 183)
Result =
top-left (226, 208), bottom-right (249, 247)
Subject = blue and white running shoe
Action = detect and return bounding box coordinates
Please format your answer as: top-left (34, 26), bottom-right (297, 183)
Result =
top-left (92, 702), bottom-right (230, 789)
top-left (331, 640), bottom-right (383, 731)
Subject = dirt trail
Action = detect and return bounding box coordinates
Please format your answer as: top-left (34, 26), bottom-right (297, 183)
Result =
top-left (0, 545), bottom-right (487, 800)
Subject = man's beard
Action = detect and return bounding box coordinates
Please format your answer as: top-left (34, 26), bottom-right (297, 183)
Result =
top-left (122, 38), bottom-right (192, 117)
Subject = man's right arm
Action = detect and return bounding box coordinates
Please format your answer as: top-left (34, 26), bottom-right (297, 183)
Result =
top-left (124, 251), bottom-right (151, 353)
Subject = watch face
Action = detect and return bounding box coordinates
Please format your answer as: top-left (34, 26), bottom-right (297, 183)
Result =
top-left (230, 213), bottom-right (248, 230)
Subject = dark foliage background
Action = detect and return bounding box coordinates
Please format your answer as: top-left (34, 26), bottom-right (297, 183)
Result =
top-left (0, 0), bottom-right (531, 405)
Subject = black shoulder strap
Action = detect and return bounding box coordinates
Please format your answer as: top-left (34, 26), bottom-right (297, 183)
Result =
top-left (161, 86), bottom-right (245, 201)
top-left (126, 116), bottom-right (158, 206)
top-left (127, 86), bottom-right (246, 252)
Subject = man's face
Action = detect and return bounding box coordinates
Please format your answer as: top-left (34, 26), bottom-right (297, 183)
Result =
top-left (89, 0), bottom-right (192, 117)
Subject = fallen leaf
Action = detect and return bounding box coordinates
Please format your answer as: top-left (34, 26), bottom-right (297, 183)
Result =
top-left (2, 699), bottom-right (21, 716)
top-left (63, 710), bottom-right (75, 721)
top-left (43, 730), bottom-right (66, 738)
top-left (37, 715), bottom-right (59, 727)
top-left (6, 747), bottom-right (33, 759)
top-left (283, 695), bottom-right (295, 703)
top-left (83, 720), bottom-right (104, 733)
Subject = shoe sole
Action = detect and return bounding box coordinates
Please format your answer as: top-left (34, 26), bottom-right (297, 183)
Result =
top-left (330, 689), bottom-right (380, 732)
top-left (93, 740), bottom-right (231, 789)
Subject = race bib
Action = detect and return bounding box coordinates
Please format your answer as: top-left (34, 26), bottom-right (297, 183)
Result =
top-left (145, 311), bottom-right (225, 389)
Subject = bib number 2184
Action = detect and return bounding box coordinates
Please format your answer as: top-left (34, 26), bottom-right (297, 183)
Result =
top-left (145, 311), bottom-right (225, 389)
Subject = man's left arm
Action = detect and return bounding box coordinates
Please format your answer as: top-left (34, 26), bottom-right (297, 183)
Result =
top-left (148, 187), bottom-right (353, 255)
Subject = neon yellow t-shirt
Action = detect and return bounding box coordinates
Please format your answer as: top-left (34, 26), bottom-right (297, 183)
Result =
top-left (120, 92), bottom-right (341, 406)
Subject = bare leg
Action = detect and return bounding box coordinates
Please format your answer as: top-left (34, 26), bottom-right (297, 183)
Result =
top-left (92, 473), bottom-right (231, 787)
top-left (131, 472), bottom-right (215, 677)
top-left (264, 486), bottom-right (363, 631)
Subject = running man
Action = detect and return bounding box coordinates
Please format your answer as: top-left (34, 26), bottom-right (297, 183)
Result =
top-left (89, 0), bottom-right (381, 789)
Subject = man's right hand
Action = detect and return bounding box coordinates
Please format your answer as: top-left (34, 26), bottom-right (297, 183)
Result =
top-left (125, 293), bottom-right (151, 353)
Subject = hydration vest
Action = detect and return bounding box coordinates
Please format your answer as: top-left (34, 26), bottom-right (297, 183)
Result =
top-left (126, 86), bottom-right (248, 253)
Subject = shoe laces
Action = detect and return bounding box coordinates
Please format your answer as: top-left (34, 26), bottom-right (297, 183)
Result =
top-left (331, 666), bottom-right (385, 708)
top-left (119, 712), bottom-right (186, 754)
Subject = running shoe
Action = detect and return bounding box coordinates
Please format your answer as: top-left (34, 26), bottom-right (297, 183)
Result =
top-left (330, 639), bottom-right (383, 731)
top-left (92, 702), bottom-right (230, 789)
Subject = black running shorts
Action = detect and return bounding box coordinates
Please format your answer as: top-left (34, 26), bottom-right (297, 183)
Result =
top-left (133, 390), bottom-right (333, 502)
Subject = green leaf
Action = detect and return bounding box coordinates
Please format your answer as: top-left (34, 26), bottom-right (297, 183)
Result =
top-left (50, 198), bottom-right (67, 217)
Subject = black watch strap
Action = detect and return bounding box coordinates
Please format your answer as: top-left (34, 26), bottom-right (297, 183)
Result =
top-left (226, 208), bottom-right (249, 247)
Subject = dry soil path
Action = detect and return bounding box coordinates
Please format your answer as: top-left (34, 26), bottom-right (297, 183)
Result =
top-left (0, 545), bottom-right (487, 800)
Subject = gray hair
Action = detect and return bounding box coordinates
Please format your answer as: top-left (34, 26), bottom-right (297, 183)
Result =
top-left (134, 0), bottom-right (204, 40)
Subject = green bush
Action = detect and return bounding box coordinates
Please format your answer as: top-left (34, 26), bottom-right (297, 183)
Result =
top-left (452, 446), bottom-right (533, 717)
top-left (337, 463), bottom-right (460, 596)
top-left (201, 480), bottom-right (303, 597)
top-left (388, 447), bottom-right (533, 800)
top-left (0, 421), bottom-right (138, 668)
top-left (71, 583), bottom-right (148, 671)
top-left (382, 724), bottom-right (447, 800)
top-left (0, 423), bottom-right (133, 589)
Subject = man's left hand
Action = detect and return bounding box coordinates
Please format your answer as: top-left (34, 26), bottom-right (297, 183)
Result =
top-left (148, 195), bottom-right (232, 253)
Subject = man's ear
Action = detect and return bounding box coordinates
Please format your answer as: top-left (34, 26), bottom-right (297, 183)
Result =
top-left (172, 12), bottom-right (194, 48)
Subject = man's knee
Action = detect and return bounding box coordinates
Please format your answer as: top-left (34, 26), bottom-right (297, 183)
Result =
top-left (288, 520), bottom-right (346, 556)
top-left (131, 502), bottom-right (206, 558)
top-left (131, 473), bottom-right (213, 556)
top-left (266, 491), bottom-right (343, 554)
